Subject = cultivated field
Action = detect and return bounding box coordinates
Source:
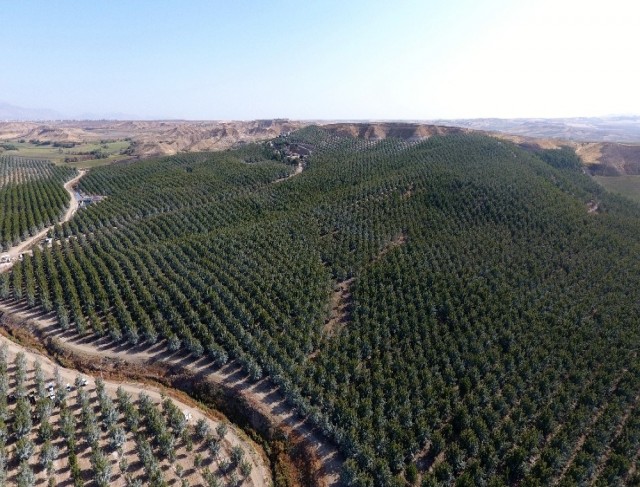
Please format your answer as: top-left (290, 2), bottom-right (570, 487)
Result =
top-left (0, 337), bottom-right (269, 487)
top-left (0, 120), bottom-right (305, 162)
top-left (594, 176), bottom-right (640, 204)
top-left (2, 126), bottom-right (640, 486)
top-left (0, 140), bottom-right (133, 168)
top-left (0, 153), bottom-right (272, 487)
top-left (0, 156), bottom-right (76, 251)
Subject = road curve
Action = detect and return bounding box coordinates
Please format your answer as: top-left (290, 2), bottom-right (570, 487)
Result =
top-left (0, 169), bottom-right (86, 271)
top-left (0, 169), bottom-right (272, 486)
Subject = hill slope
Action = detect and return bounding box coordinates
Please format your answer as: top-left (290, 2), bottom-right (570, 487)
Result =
top-left (2, 128), bottom-right (640, 486)
top-left (0, 120), bottom-right (306, 159)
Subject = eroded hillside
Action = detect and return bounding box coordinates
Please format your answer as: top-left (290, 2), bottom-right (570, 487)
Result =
top-left (0, 120), bottom-right (307, 159)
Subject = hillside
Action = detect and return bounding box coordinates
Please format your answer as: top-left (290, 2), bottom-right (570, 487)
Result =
top-left (0, 120), bottom-right (306, 159)
top-left (1, 127), bottom-right (640, 485)
top-left (0, 338), bottom-right (266, 487)
top-left (320, 123), bottom-right (468, 140)
top-left (4, 119), bottom-right (640, 178)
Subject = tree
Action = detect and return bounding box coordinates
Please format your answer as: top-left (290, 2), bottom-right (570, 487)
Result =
top-left (0, 450), bottom-right (6, 486)
top-left (158, 430), bottom-right (176, 460)
top-left (16, 460), bottom-right (35, 487)
top-left (15, 436), bottom-right (35, 461)
top-left (195, 417), bottom-right (209, 441)
top-left (119, 456), bottom-right (128, 475)
top-left (39, 440), bottom-right (58, 473)
top-left (216, 422), bottom-right (228, 440)
top-left (506, 447), bottom-right (527, 482)
top-left (91, 448), bottom-right (112, 487)
top-left (230, 445), bottom-right (244, 465)
top-left (240, 460), bottom-right (252, 478)
top-left (201, 469), bottom-right (221, 487)
top-left (34, 361), bottom-right (46, 399)
top-left (405, 463), bottom-right (418, 485)
top-left (109, 426), bottom-right (126, 451)
top-left (12, 398), bottom-right (32, 438)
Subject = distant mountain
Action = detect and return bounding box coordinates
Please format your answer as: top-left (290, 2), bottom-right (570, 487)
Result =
top-left (0, 102), bottom-right (64, 121)
top-left (0, 102), bottom-right (144, 121)
top-left (75, 111), bottom-right (143, 121)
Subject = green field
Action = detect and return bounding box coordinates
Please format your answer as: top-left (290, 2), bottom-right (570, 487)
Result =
top-left (0, 140), bottom-right (132, 168)
top-left (0, 156), bottom-right (76, 250)
top-left (594, 175), bottom-right (640, 204)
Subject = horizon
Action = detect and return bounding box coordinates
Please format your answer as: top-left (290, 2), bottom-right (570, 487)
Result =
top-left (2, 1), bottom-right (639, 120)
top-left (2, 110), bottom-right (640, 124)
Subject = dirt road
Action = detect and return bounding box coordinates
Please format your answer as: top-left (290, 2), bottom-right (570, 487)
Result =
top-left (0, 169), bottom-right (273, 486)
top-left (0, 169), bottom-right (86, 271)
top-left (274, 160), bottom-right (304, 183)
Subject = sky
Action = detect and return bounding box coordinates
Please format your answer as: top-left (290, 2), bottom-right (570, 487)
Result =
top-left (1, 0), bottom-right (639, 120)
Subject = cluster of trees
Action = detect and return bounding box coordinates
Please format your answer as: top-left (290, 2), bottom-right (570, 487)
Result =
top-left (0, 156), bottom-right (74, 187)
top-left (0, 156), bottom-right (75, 250)
top-left (0, 343), bottom-right (249, 486)
top-left (5, 129), bottom-right (640, 485)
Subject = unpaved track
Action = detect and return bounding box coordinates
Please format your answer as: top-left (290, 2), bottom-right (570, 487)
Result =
top-left (0, 301), bottom-right (344, 486)
top-left (274, 160), bottom-right (303, 183)
top-left (0, 169), bottom-right (86, 271)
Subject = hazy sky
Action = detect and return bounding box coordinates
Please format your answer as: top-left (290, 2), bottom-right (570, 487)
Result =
top-left (2, 0), bottom-right (639, 120)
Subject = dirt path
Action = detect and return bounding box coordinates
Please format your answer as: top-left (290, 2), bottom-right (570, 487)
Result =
top-left (0, 331), bottom-right (270, 487)
top-left (0, 301), bottom-right (344, 486)
top-left (274, 160), bottom-right (304, 183)
top-left (0, 169), bottom-right (86, 270)
top-left (322, 278), bottom-right (354, 338)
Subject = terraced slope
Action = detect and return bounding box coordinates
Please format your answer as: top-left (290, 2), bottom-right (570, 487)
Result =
top-left (3, 128), bottom-right (640, 486)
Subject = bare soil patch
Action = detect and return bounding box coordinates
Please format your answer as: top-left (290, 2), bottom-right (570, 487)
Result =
top-left (374, 232), bottom-right (407, 263)
top-left (323, 278), bottom-right (354, 338)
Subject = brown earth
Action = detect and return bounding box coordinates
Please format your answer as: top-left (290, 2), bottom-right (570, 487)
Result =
top-left (586, 143), bottom-right (640, 175)
top-left (321, 122), bottom-right (467, 141)
top-left (322, 278), bottom-right (354, 339)
top-left (0, 120), bottom-right (307, 159)
top-left (3, 119), bottom-right (640, 175)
